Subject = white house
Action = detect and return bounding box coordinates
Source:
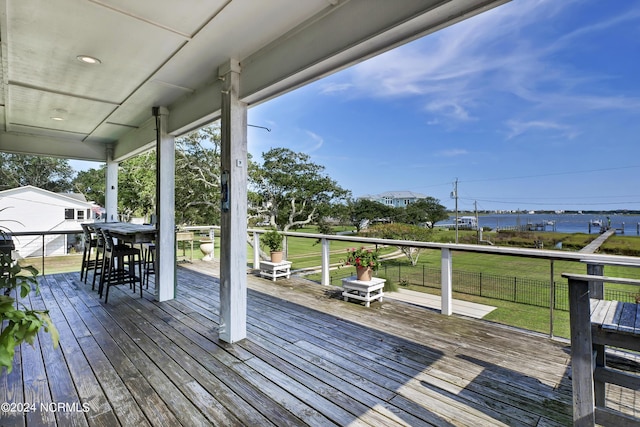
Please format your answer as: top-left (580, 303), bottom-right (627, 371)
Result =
top-left (359, 191), bottom-right (429, 208)
top-left (0, 186), bottom-right (100, 257)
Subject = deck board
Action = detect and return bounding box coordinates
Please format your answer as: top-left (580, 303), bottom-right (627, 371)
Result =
top-left (1, 260), bottom-right (638, 426)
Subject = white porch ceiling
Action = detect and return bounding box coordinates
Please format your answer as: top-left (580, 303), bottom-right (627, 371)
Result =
top-left (0, 0), bottom-right (509, 162)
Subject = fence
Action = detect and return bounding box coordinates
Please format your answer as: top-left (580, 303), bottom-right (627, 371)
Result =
top-left (333, 263), bottom-right (639, 311)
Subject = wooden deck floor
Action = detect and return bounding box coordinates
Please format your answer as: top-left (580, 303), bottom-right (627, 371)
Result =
top-left (1, 261), bottom-right (637, 426)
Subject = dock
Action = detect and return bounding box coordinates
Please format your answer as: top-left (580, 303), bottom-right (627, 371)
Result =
top-left (580, 229), bottom-right (616, 254)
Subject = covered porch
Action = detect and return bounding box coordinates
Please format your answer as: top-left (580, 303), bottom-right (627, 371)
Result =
top-left (6, 262), bottom-right (638, 426)
top-left (0, 0), bottom-right (511, 344)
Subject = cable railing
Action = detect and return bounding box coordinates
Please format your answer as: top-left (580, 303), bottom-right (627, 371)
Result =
top-left (7, 225), bottom-right (640, 338)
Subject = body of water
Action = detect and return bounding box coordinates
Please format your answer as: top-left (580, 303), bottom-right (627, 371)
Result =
top-left (437, 213), bottom-right (640, 235)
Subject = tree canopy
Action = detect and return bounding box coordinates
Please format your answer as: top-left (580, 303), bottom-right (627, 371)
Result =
top-left (362, 223), bottom-right (434, 265)
top-left (252, 148), bottom-right (350, 231)
top-left (349, 199), bottom-right (396, 231)
top-left (395, 197), bottom-right (448, 228)
top-left (0, 153), bottom-right (74, 192)
top-left (174, 126), bottom-right (223, 225)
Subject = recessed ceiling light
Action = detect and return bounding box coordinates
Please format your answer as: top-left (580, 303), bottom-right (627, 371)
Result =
top-left (50, 109), bottom-right (68, 121)
top-left (76, 55), bottom-right (101, 65)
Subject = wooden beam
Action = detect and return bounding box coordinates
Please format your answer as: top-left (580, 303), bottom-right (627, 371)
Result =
top-left (321, 238), bottom-right (330, 286)
top-left (218, 59), bottom-right (248, 343)
top-left (441, 248), bottom-right (452, 315)
top-left (566, 275), bottom-right (595, 426)
top-left (105, 147), bottom-right (118, 222)
top-left (155, 107), bottom-right (176, 302)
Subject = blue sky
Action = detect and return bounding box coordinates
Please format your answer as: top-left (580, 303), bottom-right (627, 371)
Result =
top-left (247, 0), bottom-right (640, 212)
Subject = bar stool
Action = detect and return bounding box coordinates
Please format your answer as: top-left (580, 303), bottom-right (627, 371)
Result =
top-left (142, 243), bottom-right (155, 289)
top-left (91, 228), bottom-right (106, 291)
top-left (80, 223), bottom-right (99, 283)
top-left (98, 229), bottom-right (143, 303)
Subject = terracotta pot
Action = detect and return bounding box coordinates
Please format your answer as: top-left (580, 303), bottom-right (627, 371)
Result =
top-left (270, 251), bottom-right (283, 263)
top-left (356, 266), bottom-right (372, 281)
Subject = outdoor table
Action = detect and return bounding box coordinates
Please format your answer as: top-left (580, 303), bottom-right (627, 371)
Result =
top-left (89, 222), bottom-right (156, 244)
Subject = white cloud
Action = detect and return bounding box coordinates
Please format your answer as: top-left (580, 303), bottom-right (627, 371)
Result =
top-left (318, 0), bottom-right (640, 131)
top-left (319, 82), bottom-right (353, 94)
top-left (305, 130), bottom-right (324, 152)
top-left (506, 120), bottom-right (579, 140)
top-left (437, 149), bottom-right (469, 157)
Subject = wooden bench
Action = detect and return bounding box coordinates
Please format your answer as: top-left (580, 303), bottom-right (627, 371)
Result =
top-left (562, 273), bottom-right (640, 427)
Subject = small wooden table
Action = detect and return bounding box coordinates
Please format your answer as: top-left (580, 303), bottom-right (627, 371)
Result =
top-left (259, 260), bottom-right (292, 281)
top-left (176, 231), bottom-right (194, 262)
top-left (342, 276), bottom-right (385, 307)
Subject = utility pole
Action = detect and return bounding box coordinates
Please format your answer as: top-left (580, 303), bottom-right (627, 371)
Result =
top-left (475, 200), bottom-right (479, 243)
top-left (451, 178), bottom-right (459, 244)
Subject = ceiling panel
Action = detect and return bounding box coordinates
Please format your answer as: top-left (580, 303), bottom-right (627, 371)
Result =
top-left (150, 0), bottom-right (330, 95)
top-left (90, 0), bottom-right (230, 37)
top-left (0, 0), bottom-right (510, 161)
top-left (8, 85), bottom-right (117, 134)
top-left (7, 0), bottom-right (188, 103)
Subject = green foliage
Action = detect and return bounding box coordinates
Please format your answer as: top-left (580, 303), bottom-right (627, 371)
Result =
top-left (73, 166), bottom-right (106, 206)
top-left (376, 275), bottom-right (398, 293)
top-left (260, 229), bottom-right (283, 252)
top-left (70, 124), bottom-right (225, 224)
top-left (119, 152), bottom-right (157, 220)
top-left (174, 126), bottom-right (224, 225)
top-left (362, 223), bottom-right (433, 266)
top-left (0, 153), bottom-right (74, 192)
top-left (252, 148), bottom-right (350, 231)
top-left (0, 248), bottom-right (59, 373)
top-left (396, 197), bottom-right (448, 227)
top-left (342, 246), bottom-right (381, 271)
top-left (350, 199), bottom-right (395, 230)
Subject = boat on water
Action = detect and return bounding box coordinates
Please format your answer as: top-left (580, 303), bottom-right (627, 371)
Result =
top-left (457, 216), bottom-right (478, 229)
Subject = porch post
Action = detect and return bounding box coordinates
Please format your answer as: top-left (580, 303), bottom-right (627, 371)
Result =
top-left (154, 107), bottom-right (176, 302)
top-left (441, 248), bottom-right (453, 315)
top-left (253, 231), bottom-right (260, 269)
top-left (321, 238), bottom-right (330, 286)
top-left (219, 59), bottom-right (248, 343)
top-left (105, 145), bottom-right (118, 222)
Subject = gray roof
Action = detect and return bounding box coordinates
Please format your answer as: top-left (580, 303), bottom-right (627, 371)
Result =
top-left (58, 192), bottom-right (88, 203)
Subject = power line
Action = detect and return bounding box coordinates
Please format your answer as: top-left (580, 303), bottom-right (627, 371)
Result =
top-left (407, 165), bottom-right (640, 193)
top-left (461, 197), bottom-right (640, 206)
top-left (459, 165), bottom-right (640, 184)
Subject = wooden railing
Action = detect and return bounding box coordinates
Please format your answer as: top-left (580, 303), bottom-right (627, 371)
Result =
top-left (563, 273), bottom-right (640, 427)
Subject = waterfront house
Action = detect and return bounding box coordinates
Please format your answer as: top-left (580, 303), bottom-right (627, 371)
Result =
top-left (359, 191), bottom-right (430, 208)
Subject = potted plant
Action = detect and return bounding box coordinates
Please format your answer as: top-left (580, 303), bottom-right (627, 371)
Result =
top-left (0, 230), bottom-right (59, 372)
top-left (342, 246), bottom-right (381, 281)
top-left (260, 228), bottom-right (284, 263)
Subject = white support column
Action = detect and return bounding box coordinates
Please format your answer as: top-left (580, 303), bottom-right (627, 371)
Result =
top-left (105, 146), bottom-right (118, 222)
top-left (253, 231), bottom-right (260, 269)
top-left (154, 107), bottom-right (176, 302)
top-left (219, 59), bottom-right (248, 343)
top-left (441, 248), bottom-right (453, 315)
top-left (321, 238), bottom-right (330, 286)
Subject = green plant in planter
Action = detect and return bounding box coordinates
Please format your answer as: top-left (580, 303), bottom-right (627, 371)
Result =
top-left (0, 231), bottom-right (59, 373)
top-left (260, 228), bottom-right (283, 252)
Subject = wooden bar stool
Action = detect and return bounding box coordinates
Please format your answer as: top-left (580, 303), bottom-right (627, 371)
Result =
top-left (80, 223), bottom-right (99, 283)
top-left (98, 228), bottom-right (143, 303)
top-left (142, 243), bottom-right (155, 289)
